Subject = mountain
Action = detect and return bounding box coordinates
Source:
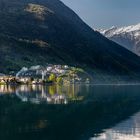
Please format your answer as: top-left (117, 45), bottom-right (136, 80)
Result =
top-left (98, 23), bottom-right (140, 56)
top-left (1, 0), bottom-right (140, 80)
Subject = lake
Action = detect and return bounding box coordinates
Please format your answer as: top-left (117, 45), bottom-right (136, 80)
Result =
top-left (0, 84), bottom-right (140, 140)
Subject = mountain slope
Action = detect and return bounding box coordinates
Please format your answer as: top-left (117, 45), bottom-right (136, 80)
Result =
top-left (0, 0), bottom-right (140, 79)
top-left (99, 23), bottom-right (140, 56)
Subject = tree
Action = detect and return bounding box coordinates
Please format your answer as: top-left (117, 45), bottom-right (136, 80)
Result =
top-left (48, 74), bottom-right (56, 83)
top-left (56, 77), bottom-right (63, 84)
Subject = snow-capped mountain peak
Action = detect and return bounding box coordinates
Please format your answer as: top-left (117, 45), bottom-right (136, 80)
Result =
top-left (98, 23), bottom-right (140, 56)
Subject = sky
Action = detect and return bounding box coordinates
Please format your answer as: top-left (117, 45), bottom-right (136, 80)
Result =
top-left (61, 0), bottom-right (140, 29)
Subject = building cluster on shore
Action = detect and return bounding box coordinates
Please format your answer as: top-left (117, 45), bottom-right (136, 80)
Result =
top-left (0, 64), bottom-right (89, 85)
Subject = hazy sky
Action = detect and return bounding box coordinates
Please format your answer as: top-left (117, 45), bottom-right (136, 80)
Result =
top-left (61, 0), bottom-right (140, 29)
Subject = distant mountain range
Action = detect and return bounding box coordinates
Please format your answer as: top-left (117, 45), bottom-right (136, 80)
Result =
top-left (0, 0), bottom-right (140, 81)
top-left (98, 23), bottom-right (140, 56)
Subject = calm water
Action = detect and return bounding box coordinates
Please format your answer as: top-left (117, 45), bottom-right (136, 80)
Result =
top-left (0, 84), bottom-right (140, 140)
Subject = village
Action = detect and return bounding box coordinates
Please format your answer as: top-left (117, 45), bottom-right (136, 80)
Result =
top-left (0, 64), bottom-right (90, 85)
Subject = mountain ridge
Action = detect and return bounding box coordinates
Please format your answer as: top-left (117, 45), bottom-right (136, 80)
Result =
top-left (0, 0), bottom-right (140, 81)
top-left (98, 23), bottom-right (140, 56)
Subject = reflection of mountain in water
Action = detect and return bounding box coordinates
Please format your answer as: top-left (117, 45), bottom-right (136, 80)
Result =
top-left (1, 85), bottom-right (140, 140)
top-left (91, 111), bottom-right (140, 140)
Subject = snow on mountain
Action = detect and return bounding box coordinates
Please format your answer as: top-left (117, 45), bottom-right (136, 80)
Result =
top-left (98, 23), bottom-right (140, 56)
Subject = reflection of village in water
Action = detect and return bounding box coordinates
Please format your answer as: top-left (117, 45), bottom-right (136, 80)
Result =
top-left (0, 84), bottom-right (85, 104)
top-left (1, 85), bottom-right (140, 140)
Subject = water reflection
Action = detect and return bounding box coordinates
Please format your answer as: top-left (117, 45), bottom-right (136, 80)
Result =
top-left (0, 84), bottom-right (84, 104)
top-left (91, 111), bottom-right (140, 140)
top-left (0, 85), bottom-right (16, 94)
top-left (1, 85), bottom-right (140, 140)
